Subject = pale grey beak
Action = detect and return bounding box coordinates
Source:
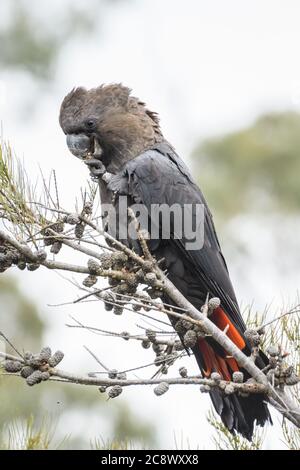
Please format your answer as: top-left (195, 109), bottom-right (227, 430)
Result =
top-left (66, 133), bottom-right (93, 159)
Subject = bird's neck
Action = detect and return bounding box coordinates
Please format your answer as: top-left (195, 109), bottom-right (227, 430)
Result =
top-left (103, 134), bottom-right (164, 174)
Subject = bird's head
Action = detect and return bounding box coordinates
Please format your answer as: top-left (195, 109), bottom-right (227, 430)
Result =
top-left (59, 84), bottom-right (162, 173)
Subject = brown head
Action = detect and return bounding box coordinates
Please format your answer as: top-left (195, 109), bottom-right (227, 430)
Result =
top-left (59, 84), bottom-right (163, 173)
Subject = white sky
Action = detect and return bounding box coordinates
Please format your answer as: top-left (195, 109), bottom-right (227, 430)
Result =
top-left (1, 0), bottom-right (300, 449)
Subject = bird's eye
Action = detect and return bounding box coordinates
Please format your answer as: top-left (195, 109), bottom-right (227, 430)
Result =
top-left (85, 119), bottom-right (96, 130)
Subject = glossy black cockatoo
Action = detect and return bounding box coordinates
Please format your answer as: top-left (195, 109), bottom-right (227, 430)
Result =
top-left (59, 84), bottom-right (271, 439)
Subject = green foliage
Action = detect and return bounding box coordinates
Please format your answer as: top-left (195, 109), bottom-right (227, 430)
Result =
top-left (243, 302), bottom-right (300, 369)
top-left (0, 414), bottom-right (152, 450)
top-left (0, 277), bottom-right (44, 351)
top-left (282, 420), bottom-right (300, 450)
top-left (111, 402), bottom-right (156, 446)
top-left (0, 415), bottom-right (68, 450)
top-left (192, 112), bottom-right (300, 217)
top-left (0, 141), bottom-right (40, 228)
top-left (0, 140), bottom-right (98, 240)
top-left (0, 0), bottom-right (99, 81)
top-left (92, 438), bottom-right (142, 451)
top-left (207, 410), bottom-right (265, 450)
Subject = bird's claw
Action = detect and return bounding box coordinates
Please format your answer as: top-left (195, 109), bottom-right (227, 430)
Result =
top-left (84, 158), bottom-right (106, 179)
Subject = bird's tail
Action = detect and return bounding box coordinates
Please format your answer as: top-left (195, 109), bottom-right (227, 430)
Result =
top-left (193, 307), bottom-right (271, 440)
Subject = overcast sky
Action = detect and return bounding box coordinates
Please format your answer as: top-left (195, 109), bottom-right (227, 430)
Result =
top-left (1, 0), bottom-right (300, 449)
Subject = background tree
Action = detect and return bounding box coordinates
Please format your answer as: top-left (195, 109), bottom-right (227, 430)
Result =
top-left (0, 0), bottom-right (125, 83)
top-left (192, 112), bottom-right (300, 217)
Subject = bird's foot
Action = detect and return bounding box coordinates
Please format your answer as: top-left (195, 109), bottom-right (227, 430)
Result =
top-left (84, 158), bottom-right (106, 180)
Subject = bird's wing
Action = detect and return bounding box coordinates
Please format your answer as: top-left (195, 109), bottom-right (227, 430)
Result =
top-left (108, 144), bottom-right (246, 333)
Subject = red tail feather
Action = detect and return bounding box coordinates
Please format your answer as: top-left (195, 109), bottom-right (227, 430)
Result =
top-left (211, 307), bottom-right (245, 350)
top-left (198, 307), bottom-right (245, 380)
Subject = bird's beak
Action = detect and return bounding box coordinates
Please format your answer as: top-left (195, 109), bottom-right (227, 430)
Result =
top-left (66, 133), bottom-right (92, 159)
top-left (66, 134), bottom-right (103, 160)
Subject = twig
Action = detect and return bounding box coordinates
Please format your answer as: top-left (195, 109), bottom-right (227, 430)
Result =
top-left (67, 323), bottom-right (178, 347)
top-left (258, 305), bottom-right (300, 331)
top-left (0, 351), bottom-right (24, 363)
top-left (83, 345), bottom-right (109, 371)
top-left (0, 331), bottom-right (23, 358)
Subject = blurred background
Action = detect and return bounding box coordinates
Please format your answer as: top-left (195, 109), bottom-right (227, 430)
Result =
top-left (0, 0), bottom-right (300, 449)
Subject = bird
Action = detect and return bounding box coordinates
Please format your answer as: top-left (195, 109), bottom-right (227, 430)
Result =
top-left (59, 83), bottom-right (271, 439)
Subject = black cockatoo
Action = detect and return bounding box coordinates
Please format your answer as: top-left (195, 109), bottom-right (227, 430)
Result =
top-left (59, 84), bottom-right (271, 439)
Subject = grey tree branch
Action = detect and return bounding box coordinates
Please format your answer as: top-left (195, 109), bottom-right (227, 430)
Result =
top-left (49, 368), bottom-right (267, 394)
top-left (0, 350), bottom-right (266, 394)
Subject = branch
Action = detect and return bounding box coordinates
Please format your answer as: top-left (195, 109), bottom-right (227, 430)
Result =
top-left (0, 350), bottom-right (267, 395)
top-left (50, 368), bottom-right (268, 394)
top-left (258, 304), bottom-right (300, 330)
